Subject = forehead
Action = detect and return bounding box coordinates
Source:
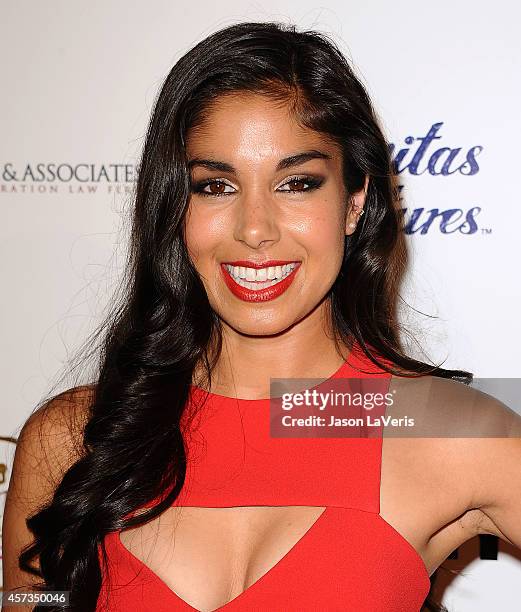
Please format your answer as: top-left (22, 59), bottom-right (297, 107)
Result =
top-left (185, 92), bottom-right (341, 162)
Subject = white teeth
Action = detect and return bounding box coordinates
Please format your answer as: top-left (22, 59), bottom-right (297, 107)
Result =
top-left (256, 268), bottom-right (268, 281)
top-left (224, 263), bottom-right (298, 289)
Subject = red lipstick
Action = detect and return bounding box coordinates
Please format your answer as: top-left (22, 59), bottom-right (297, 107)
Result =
top-left (220, 262), bottom-right (301, 302)
top-left (222, 260), bottom-right (299, 269)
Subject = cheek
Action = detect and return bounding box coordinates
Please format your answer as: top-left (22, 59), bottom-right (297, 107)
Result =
top-left (184, 207), bottom-right (226, 264)
top-left (292, 208), bottom-right (346, 265)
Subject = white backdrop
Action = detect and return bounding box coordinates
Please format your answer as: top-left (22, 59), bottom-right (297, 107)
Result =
top-left (2, 1), bottom-right (520, 609)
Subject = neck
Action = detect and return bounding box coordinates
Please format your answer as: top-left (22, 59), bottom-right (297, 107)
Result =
top-left (192, 301), bottom-right (353, 400)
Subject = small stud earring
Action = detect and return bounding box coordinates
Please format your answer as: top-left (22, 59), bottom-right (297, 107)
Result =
top-left (347, 202), bottom-right (365, 233)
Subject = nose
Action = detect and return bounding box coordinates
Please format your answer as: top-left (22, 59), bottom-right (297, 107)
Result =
top-left (233, 194), bottom-right (281, 250)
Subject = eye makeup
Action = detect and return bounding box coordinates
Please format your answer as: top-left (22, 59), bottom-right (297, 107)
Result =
top-left (190, 175), bottom-right (325, 198)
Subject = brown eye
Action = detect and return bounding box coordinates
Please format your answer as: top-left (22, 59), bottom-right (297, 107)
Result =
top-left (191, 179), bottom-right (234, 198)
top-left (278, 176), bottom-right (323, 193)
top-left (288, 179), bottom-right (306, 191)
top-left (206, 181), bottom-right (227, 195)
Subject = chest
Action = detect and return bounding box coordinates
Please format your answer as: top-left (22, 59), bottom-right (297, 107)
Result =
top-left (114, 436), bottom-right (476, 612)
top-left (111, 503), bottom-right (432, 612)
top-left (119, 505), bottom-right (328, 611)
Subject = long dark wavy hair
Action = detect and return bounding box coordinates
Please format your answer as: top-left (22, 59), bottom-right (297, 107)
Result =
top-left (19, 21), bottom-right (470, 612)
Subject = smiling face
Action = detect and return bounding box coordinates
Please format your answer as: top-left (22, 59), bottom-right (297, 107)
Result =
top-left (183, 91), bottom-right (366, 337)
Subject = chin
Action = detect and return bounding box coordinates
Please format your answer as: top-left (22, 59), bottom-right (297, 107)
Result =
top-left (223, 311), bottom-right (303, 337)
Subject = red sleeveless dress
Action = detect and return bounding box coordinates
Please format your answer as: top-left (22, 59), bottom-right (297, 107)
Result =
top-left (96, 342), bottom-right (431, 611)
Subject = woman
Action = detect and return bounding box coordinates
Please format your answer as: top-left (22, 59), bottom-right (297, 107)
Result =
top-left (4, 21), bottom-right (521, 612)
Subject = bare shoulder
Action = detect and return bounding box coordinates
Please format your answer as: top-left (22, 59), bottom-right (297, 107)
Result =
top-left (386, 374), bottom-right (521, 543)
top-left (2, 384), bottom-right (96, 595)
top-left (15, 384), bottom-right (95, 489)
top-left (388, 373), bottom-right (521, 437)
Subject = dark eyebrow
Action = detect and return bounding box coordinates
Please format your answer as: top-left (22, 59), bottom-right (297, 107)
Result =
top-left (276, 150), bottom-right (332, 171)
top-left (187, 149), bottom-right (332, 173)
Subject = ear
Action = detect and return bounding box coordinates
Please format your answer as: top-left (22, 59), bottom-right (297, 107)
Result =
top-left (345, 175), bottom-right (369, 236)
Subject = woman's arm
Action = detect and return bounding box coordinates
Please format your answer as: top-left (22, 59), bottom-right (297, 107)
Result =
top-left (387, 374), bottom-right (521, 550)
top-left (463, 394), bottom-right (521, 548)
top-left (469, 437), bottom-right (521, 547)
top-left (2, 387), bottom-right (93, 609)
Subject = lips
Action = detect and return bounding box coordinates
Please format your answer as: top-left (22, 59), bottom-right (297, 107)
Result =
top-left (220, 262), bottom-right (301, 302)
top-left (222, 260), bottom-right (300, 269)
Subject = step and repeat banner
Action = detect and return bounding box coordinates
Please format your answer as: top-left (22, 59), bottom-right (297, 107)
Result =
top-left (2, 1), bottom-right (520, 609)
